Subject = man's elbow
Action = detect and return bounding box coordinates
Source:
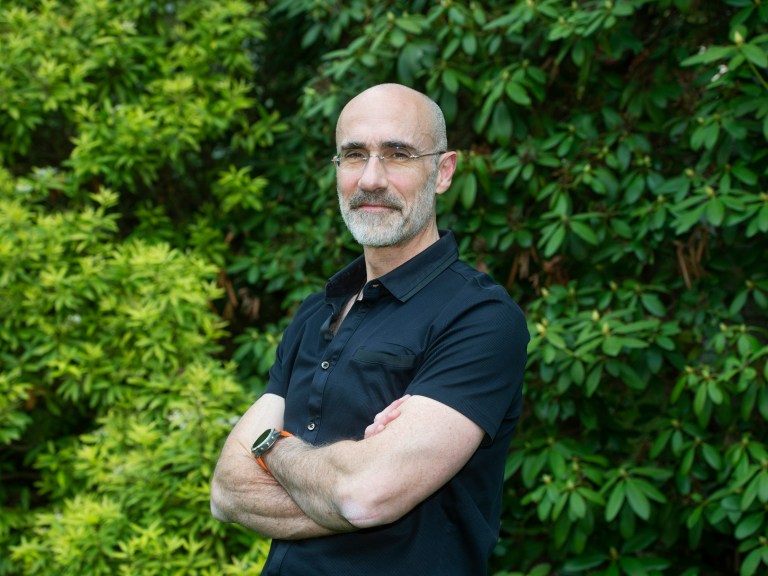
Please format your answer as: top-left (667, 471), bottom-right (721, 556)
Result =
top-left (335, 477), bottom-right (404, 529)
top-left (209, 477), bottom-right (232, 523)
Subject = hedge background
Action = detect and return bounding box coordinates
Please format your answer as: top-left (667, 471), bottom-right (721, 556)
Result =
top-left (1, 1), bottom-right (767, 575)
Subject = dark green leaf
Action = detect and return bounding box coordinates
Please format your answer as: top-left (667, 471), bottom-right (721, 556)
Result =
top-left (735, 512), bottom-right (764, 539)
top-left (742, 43), bottom-right (768, 68)
top-left (625, 479), bottom-right (651, 520)
top-left (606, 483), bottom-right (626, 521)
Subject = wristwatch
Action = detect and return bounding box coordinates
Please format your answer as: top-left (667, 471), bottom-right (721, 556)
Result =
top-left (251, 428), bottom-right (293, 474)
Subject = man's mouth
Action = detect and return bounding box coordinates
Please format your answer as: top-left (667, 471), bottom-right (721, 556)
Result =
top-left (356, 203), bottom-right (399, 212)
top-left (349, 194), bottom-right (403, 212)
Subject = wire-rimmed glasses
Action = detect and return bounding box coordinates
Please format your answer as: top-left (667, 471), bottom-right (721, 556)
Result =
top-left (332, 146), bottom-right (445, 172)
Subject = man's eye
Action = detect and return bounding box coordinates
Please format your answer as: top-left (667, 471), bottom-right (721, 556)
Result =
top-left (387, 147), bottom-right (412, 160)
top-left (343, 151), bottom-right (367, 160)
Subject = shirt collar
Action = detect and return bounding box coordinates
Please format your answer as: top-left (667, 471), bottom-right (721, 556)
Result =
top-left (326, 230), bottom-right (458, 302)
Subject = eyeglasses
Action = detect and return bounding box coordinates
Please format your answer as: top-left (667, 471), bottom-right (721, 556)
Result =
top-left (332, 146), bottom-right (445, 171)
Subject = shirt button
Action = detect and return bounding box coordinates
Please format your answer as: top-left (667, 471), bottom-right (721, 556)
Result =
top-left (307, 422), bottom-right (316, 431)
top-left (321, 361), bottom-right (330, 369)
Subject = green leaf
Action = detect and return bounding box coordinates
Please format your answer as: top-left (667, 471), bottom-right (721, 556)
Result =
top-left (389, 28), bottom-right (407, 48)
top-left (735, 512), bottom-right (764, 540)
top-left (701, 443), bottom-right (723, 471)
top-left (442, 69), bottom-right (460, 93)
top-left (602, 336), bottom-right (623, 357)
top-left (461, 173), bottom-right (477, 209)
top-left (529, 564), bottom-right (553, 576)
top-left (681, 45), bottom-right (736, 66)
top-left (742, 43), bottom-right (768, 68)
top-left (586, 365), bottom-right (602, 397)
top-left (552, 491), bottom-right (569, 520)
top-left (707, 380), bottom-right (724, 404)
top-left (619, 557), bottom-right (648, 576)
top-left (569, 490), bottom-right (587, 519)
top-left (640, 293), bottom-right (666, 316)
top-left (505, 81), bottom-right (531, 106)
top-left (680, 446), bottom-right (696, 477)
top-left (462, 33), bottom-right (477, 56)
top-left (759, 471), bottom-right (768, 503)
top-left (694, 383), bottom-right (709, 417)
top-left (650, 428), bottom-right (672, 458)
top-left (395, 16), bottom-right (423, 34)
top-left (562, 554), bottom-right (608, 571)
top-left (706, 198), bottom-right (725, 226)
top-left (543, 225), bottom-right (566, 257)
top-left (571, 221), bottom-right (599, 244)
top-left (686, 505), bottom-right (703, 529)
top-left (490, 102), bottom-right (513, 146)
top-left (632, 478), bottom-right (667, 503)
top-left (740, 548), bottom-right (763, 576)
top-left (742, 473), bottom-right (761, 510)
top-left (549, 448), bottom-right (568, 477)
top-left (570, 360), bottom-right (585, 385)
top-left (606, 483), bottom-right (626, 521)
top-left (731, 165), bottom-right (758, 186)
top-left (522, 451), bottom-right (547, 488)
top-left (632, 467), bottom-right (674, 481)
top-left (625, 479), bottom-right (651, 520)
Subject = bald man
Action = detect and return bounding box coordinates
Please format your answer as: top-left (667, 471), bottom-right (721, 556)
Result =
top-left (211, 84), bottom-right (529, 575)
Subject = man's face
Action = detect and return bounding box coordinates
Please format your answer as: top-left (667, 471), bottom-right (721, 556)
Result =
top-left (337, 153), bottom-right (439, 248)
top-left (334, 89), bottom-right (442, 248)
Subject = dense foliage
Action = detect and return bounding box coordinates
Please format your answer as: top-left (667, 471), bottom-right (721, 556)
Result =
top-left (1, 0), bottom-right (767, 574)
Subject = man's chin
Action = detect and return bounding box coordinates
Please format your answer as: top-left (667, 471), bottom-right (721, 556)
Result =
top-left (350, 227), bottom-right (404, 248)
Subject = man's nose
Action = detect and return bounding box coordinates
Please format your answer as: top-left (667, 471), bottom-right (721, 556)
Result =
top-left (357, 155), bottom-right (388, 190)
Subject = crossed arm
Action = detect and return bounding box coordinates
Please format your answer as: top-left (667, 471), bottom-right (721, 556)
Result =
top-left (210, 392), bottom-right (484, 538)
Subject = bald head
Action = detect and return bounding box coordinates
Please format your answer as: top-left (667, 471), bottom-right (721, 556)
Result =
top-left (336, 84), bottom-right (448, 153)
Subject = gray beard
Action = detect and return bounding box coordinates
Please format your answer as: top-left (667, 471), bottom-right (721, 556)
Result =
top-left (338, 174), bottom-right (438, 248)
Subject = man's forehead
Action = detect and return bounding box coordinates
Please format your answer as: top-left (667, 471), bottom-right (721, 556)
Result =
top-left (336, 117), bottom-right (432, 149)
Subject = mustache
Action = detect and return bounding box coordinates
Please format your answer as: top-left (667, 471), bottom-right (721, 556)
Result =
top-left (347, 191), bottom-right (404, 211)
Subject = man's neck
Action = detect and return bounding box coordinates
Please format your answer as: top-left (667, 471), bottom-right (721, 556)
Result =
top-left (361, 225), bottom-right (440, 282)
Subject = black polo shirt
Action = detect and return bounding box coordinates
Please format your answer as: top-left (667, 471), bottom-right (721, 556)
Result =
top-left (261, 230), bottom-right (528, 576)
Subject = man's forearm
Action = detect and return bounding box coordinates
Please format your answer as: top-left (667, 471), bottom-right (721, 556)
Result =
top-left (265, 437), bottom-right (361, 532)
top-left (210, 393), bottom-right (340, 540)
top-left (211, 442), bottom-right (338, 539)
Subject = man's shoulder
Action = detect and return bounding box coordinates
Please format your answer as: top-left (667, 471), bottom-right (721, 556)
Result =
top-left (446, 259), bottom-right (520, 305)
top-left (420, 259), bottom-right (526, 332)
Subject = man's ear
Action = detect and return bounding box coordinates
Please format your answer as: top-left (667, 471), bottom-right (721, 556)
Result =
top-left (434, 151), bottom-right (458, 196)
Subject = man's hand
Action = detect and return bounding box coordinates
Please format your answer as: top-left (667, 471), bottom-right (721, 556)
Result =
top-left (364, 395), bottom-right (410, 438)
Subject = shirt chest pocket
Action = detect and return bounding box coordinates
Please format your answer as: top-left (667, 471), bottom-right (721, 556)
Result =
top-left (348, 345), bottom-right (419, 418)
top-left (352, 348), bottom-right (418, 368)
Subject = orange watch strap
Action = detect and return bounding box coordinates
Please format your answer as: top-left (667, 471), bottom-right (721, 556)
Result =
top-left (257, 430), bottom-right (294, 475)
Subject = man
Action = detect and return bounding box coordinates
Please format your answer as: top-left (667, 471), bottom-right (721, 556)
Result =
top-left (210, 83), bottom-right (529, 575)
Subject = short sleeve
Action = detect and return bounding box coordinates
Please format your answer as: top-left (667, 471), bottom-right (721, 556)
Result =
top-left (406, 281), bottom-right (529, 440)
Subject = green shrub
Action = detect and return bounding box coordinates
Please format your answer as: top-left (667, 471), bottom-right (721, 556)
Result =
top-left (0, 168), bottom-right (270, 573)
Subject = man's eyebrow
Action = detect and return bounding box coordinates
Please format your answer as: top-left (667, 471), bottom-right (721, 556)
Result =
top-left (339, 141), bottom-right (366, 151)
top-left (382, 140), bottom-right (416, 150)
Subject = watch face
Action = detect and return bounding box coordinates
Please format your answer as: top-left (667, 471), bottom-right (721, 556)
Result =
top-left (251, 428), bottom-right (278, 458)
